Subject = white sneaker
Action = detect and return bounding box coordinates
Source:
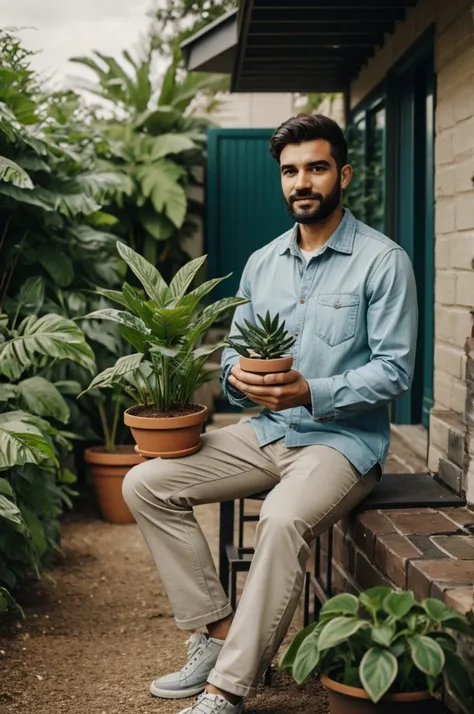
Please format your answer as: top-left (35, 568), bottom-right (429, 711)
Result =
top-left (150, 633), bottom-right (225, 699)
top-left (178, 693), bottom-right (244, 714)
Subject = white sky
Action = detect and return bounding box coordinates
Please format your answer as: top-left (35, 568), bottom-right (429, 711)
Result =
top-left (1, 0), bottom-right (157, 90)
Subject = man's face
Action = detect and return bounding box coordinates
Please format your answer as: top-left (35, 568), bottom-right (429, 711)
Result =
top-left (280, 139), bottom-right (349, 224)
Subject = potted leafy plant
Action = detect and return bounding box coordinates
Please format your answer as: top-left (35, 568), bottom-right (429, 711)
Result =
top-left (280, 587), bottom-right (474, 714)
top-left (226, 310), bottom-right (296, 374)
top-left (81, 242), bottom-right (248, 459)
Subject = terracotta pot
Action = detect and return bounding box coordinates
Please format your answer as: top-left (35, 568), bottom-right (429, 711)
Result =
top-left (84, 446), bottom-right (144, 524)
top-left (239, 355), bottom-right (293, 374)
top-left (320, 675), bottom-right (437, 714)
top-left (124, 405), bottom-right (208, 459)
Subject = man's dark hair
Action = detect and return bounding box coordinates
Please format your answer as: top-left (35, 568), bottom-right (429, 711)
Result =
top-left (270, 113), bottom-right (348, 169)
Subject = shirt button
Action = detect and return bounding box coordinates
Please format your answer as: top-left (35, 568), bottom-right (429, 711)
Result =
top-left (295, 331), bottom-right (300, 337)
top-left (300, 298), bottom-right (305, 304)
top-left (289, 423), bottom-right (295, 429)
top-left (334, 302), bottom-right (341, 309)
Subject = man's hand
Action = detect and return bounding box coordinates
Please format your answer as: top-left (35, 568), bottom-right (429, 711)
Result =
top-left (228, 365), bottom-right (311, 411)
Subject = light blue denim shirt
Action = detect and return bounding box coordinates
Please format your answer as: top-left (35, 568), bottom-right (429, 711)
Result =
top-left (220, 209), bottom-right (418, 475)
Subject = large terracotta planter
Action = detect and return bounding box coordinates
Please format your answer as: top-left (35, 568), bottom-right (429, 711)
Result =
top-left (84, 446), bottom-right (144, 524)
top-left (239, 355), bottom-right (293, 374)
top-left (124, 405), bottom-right (208, 459)
top-left (320, 675), bottom-right (437, 714)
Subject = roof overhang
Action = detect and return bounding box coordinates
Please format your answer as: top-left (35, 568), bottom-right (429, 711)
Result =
top-left (181, 9), bottom-right (238, 74)
top-left (182, 0), bottom-right (419, 93)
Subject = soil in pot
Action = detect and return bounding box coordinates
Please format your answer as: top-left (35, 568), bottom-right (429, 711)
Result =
top-left (124, 404), bottom-right (208, 460)
top-left (320, 675), bottom-right (439, 714)
top-left (84, 445), bottom-right (144, 525)
top-left (240, 354), bottom-right (293, 374)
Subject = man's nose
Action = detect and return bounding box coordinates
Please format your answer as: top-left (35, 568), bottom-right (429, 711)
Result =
top-left (294, 171), bottom-right (312, 191)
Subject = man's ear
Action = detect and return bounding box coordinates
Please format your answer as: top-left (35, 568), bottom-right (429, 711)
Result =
top-left (340, 164), bottom-right (353, 190)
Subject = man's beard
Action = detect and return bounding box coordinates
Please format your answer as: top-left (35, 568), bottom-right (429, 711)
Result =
top-left (284, 174), bottom-right (341, 225)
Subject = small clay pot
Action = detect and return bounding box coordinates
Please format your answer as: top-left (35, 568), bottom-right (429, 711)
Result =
top-left (320, 675), bottom-right (437, 714)
top-left (124, 405), bottom-right (208, 459)
top-left (239, 354), bottom-right (293, 374)
top-left (84, 445), bottom-right (144, 524)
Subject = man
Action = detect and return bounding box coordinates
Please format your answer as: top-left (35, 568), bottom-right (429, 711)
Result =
top-left (122, 114), bottom-right (418, 714)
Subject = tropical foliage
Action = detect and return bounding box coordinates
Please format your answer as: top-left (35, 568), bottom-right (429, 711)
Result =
top-left (81, 244), bottom-right (249, 412)
top-left (0, 25), bottom-right (220, 615)
top-left (70, 46), bottom-right (225, 283)
top-left (280, 588), bottom-right (474, 712)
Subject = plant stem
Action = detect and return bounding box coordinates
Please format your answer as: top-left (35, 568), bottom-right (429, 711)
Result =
top-left (110, 396), bottom-right (121, 450)
top-left (98, 399), bottom-right (112, 451)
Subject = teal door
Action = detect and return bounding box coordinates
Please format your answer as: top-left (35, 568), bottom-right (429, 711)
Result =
top-left (393, 51), bottom-right (435, 427)
top-left (206, 128), bottom-right (293, 299)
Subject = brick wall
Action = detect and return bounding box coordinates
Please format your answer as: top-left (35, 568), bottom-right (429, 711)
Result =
top-left (431, 3), bottom-right (474, 500)
top-left (350, 0), bottom-right (474, 501)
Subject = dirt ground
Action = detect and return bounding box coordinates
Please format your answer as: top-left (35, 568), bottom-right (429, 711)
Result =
top-left (0, 492), bottom-right (329, 714)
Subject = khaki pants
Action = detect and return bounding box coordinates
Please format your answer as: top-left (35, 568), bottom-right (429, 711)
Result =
top-left (122, 421), bottom-right (378, 698)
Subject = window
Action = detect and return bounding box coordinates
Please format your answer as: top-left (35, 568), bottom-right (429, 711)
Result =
top-left (345, 101), bottom-right (386, 234)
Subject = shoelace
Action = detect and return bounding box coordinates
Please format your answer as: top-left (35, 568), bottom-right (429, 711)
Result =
top-left (188, 693), bottom-right (226, 713)
top-left (181, 632), bottom-right (208, 674)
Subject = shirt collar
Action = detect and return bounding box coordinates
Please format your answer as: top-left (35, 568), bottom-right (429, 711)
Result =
top-left (278, 208), bottom-right (357, 257)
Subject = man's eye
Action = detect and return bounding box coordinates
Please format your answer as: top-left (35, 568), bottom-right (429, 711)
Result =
top-left (311, 166), bottom-right (325, 172)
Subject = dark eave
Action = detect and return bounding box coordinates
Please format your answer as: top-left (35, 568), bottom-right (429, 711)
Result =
top-left (182, 0), bottom-right (419, 93)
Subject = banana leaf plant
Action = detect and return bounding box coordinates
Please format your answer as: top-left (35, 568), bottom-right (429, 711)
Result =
top-left (81, 242), bottom-right (249, 412)
top-left (280, 587), bottom-right (474, 712)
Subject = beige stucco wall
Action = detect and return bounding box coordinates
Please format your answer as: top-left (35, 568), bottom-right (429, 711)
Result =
top-left (208, 92), bottom-right (294, 129)
top-left (350, 0), bottom-right (474, 499)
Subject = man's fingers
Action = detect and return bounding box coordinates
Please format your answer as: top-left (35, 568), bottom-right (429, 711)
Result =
top-left (230, 365), bottom-right (265, 385)
top-left (229, 377), bottom-right (285, 397)
top-left (230, 366), bottom-right (301, 386)
top-left (263, 370), bottom-right (300, 385)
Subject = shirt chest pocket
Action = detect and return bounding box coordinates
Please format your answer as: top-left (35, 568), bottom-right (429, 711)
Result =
top-left (315, 293), bottom-right (360, 347)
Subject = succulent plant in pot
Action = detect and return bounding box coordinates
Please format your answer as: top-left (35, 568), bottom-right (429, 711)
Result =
top-left (226, 310), bottom-right (296, 374)
top-left (81, 242), bottom-right (248, 459)
top-left (280, 587), bottom-right (474, 714)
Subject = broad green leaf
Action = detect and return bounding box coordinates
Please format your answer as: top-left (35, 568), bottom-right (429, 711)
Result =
top-left (0, 495), bottom-right (28, 533)
top-left (409, 635), bottom-right (445, 677)
top-left (116, 242), bottom-right (170, 306)
top-left (359, 587), bottom-right (393, 613)
top-left (291, 631), bottom-right (321, 683)
top-left (169, 255), bottom-right (207, 300)
top-left (189, 297), bottom-right (251, 342)
top-left (20, 505), bottom-right (47, 556)
top-left (0, 314), bottom-right (95, 381)
top-left (175, 274), bottom-right (232, 309)
top-left (145, 134), bottom-right (196, 161)
top-left (0, 413), bottom-right (57, 471)
top-left (421, 598), bottom-right (449, 622)
top-left (133, 107), bottom-right (182, 133)
top-left (136, 160), bottom-right (187, 228)
top-left (18, 276), bottom-right (45, 312)
top-left (18, 377), bottom-right (70, 423)
top-left (318, 617), bottom-right (369, 651)
top-left (81, 352), bottom-right (143, 395)
top-left (360, 648), bottom-right (398, 703)
top-left (0, 156), bottom-right (34, 188)
top-left (95, 289), bottom-right (130, 310)
top-left (384, 590), bottom-right (415, 619)
top-left (139, 207), bottom-right (174, 241)
top-left (443, 651), bottom-right (474, 712)
top-left (279, 621), bottom-right (319, 672)
top-left (151, 306), bottom-right (193, 341)
top-left (0, 477), bottom-right (14, 497)
top-left (320, 593), bottom-right (359, 618)
top-left (371, 623), bottom-right (396, 647)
